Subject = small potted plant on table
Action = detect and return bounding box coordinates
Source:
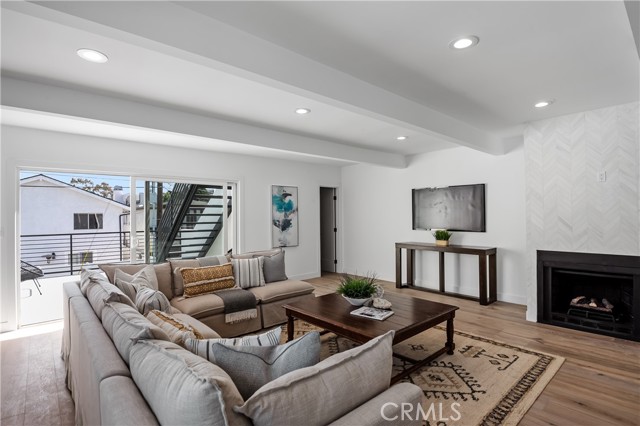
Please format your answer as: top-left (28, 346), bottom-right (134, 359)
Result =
top-left (336, 273), bottom-right (381, 306)
top-left (433, 229), bottom-right (453, 247)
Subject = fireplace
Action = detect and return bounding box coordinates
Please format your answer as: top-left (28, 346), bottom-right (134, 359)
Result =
top-left (537, 251), bottom-right (640, 341)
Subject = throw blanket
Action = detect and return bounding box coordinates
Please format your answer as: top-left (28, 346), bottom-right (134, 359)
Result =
top-left (216, 288), bottom-right (258, 324)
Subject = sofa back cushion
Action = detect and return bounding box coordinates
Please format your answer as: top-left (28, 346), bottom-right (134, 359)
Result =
top-left (168, 259), bottom-right (200, 297)
top-left (231, 248), bottom-right (282, 260)
top-left (235, 331), bottom-right (394, 426)
top-left (130, 339), bottom-right (251, 426)
top-left (101, 302), bottom-right (170, 365)
top-left (82, 270), bottom-right (136, 318)
top-left (98, 263), bottom-right (173, 300)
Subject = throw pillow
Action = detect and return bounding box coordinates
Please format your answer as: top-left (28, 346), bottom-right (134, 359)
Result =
top-left (231, 257), bottom-right (265, 289)
top-left (259, 250), bottom-right (288, 283)
top-left (208, 331), bottom-right (320, 399)
top-left (146, 309), bottom-right (204, 346)
top-left (135, 286), bottom-right (172, 316)
top-left (235, 331), bottom-right (395, 426)
top-left (184, 327), bottom-right (281, 357)
top-left (179, 264), bottom-right (236, 297)
top-left (114, 264), bottom-right (158, 295)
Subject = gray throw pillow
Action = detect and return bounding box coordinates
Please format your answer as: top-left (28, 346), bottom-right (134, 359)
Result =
top-left (135, 286), bottom-right (172, 316)
top-left (258, 250), bottom-right (288, 283)
top-left (210, 331), bottom-right (320, 399)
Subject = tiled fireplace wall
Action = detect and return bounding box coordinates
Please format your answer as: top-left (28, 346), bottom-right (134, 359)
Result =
top-left (523, 102), bottom-right (640, 320)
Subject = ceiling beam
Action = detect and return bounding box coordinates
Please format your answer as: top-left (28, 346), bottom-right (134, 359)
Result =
top-left (10, 1), bottom-right (504, 155)
top-left (1, 77), bottom-right (407, 168)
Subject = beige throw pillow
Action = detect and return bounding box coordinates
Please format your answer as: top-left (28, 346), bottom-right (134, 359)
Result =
top-left (180, 264), bottom-right (236, 297)
top-left (146, 310), bottom-right (205, 346)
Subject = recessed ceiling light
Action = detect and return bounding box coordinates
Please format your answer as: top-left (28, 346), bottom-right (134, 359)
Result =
top-left (295, 108), bottom-right (311, 115)
top-left (77, 48), bottom-right (108, 63)
top-left (396, 136), bottom-right (408, 141)
top-left (534, 99), bottom-right (555, 108)
top-left (449, 36), bottom-right (479, 50)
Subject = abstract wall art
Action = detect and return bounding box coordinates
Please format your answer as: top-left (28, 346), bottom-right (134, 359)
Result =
top-left (271, 185), bottom-right (298, 247)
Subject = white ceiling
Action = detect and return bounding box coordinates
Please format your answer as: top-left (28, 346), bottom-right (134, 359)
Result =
top-left (1, 1), bottom-right (638, 167)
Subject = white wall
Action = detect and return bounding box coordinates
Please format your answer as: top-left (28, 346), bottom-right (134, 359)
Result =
top-left (1, 125), bottom-right (341, 331)
top-left (341, 145), bottom-right (527, 305)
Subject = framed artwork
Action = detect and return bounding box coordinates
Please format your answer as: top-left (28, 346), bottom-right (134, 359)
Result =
top-left (271, 185), bottom-right (298, 247)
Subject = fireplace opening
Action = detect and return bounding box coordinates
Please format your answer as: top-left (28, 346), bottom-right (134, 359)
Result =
top-left (538, 251), bottom-right (640, 341)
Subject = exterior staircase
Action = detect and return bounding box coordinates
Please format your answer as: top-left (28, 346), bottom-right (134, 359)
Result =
top-left (155, 183), bottom-right (232, 261)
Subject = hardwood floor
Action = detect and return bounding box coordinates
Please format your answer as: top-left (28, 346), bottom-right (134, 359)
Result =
top-left (308, 274), bottom-right (640, 426)
top-left (1, 274), bottom-right (638, 425)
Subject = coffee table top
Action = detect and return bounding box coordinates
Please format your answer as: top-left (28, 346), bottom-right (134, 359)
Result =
top-left (283, 292), bottom-right (459, 344)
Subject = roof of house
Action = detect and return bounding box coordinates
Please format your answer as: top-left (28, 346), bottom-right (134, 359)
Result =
top-left (20, 174), bottom-right (129, 208)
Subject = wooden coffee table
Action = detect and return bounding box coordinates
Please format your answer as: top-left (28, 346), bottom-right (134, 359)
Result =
top-left (283, 292), bottom-right (459, 384)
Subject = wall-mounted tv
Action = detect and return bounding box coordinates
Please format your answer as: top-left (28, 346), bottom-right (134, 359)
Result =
top-left (412, 184), bottom-right (486, 232)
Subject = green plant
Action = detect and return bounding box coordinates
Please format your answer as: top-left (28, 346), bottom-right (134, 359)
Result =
top-left (432, 229), bottom-right (453, 241)
top-left (336, 273), bottom-right (379, 299)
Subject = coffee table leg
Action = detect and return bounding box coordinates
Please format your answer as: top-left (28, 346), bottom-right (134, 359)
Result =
top-left (287, 312), bottom-right (294, 342)
top-left (446, 316), bottom-right (455, 355)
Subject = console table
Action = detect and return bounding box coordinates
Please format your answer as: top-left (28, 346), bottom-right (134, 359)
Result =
top-left (395, 242), bottom-right (497, 305)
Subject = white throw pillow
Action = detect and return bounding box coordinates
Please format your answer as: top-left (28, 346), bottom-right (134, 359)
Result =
top-left (231, 257), bottom-right (265, 289)
top-left (184, 326), bottom-right (281, 357)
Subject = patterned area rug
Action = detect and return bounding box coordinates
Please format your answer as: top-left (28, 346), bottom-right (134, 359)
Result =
top-left (281, 321), bottom-right (564, 426)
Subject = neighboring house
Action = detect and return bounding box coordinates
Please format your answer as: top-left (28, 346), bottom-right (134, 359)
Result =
top-left (20, 174), bottom-right (131, 275)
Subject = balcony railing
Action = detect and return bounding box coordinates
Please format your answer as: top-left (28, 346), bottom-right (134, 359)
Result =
top-left (20, 230), bottom-right (151, 278)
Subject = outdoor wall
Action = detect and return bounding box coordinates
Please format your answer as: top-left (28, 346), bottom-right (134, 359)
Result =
top-left (341, 145), bottom-right (527, 306)
top-left (523, 102), bottom-right (640, 321)
top-left (1, 125), bottom-right (341, 331)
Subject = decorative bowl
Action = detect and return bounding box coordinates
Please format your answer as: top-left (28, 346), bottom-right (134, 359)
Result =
top-left (342, 295), bottom-right (371, 306)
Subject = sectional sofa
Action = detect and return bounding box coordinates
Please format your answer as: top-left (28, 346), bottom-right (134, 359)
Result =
top-left (61, 249), bottom-right (423, 425)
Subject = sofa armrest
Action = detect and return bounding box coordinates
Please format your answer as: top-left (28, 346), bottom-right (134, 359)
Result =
top-left (329, 383), bottom-right (423, 426)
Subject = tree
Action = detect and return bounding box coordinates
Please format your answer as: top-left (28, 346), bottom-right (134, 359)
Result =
top-left (70, 177), bottom-right (114, 198)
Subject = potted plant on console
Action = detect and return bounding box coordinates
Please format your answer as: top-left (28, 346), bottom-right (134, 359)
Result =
top-left (433, 229), bottom-right (453, 247)
top-left (336, 273), bottom-right (381, 306)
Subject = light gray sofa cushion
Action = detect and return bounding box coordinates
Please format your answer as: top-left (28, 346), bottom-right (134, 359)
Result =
top-left (99, 263), bottom-right (172, 299)
top-left (101, 302), bottom-right (170, 365)
top-left (100, 376), bottom-right (159, 426)
top-left (207, 331), bottom-right (320, 399)
top-left (235, 331), bottom-right (394, 426)
top-left (83, 271), bottom-right (136, 318)
top-left (130, 339), bottom-right (251, 426)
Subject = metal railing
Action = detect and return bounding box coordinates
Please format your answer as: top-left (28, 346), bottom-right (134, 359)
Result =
top-left (20, 230), bottom-right (150, 278)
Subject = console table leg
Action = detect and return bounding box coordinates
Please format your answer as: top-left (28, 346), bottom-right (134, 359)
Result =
top-left (439, 252), bottom-right (445, 292)
top-left (407, 249), bottom-right (414, 286)
top-left (395, 247), bottom-right (402, 288)
top-left (489, 253), bottom-right (497, 303)
top-left (446, 317), bottom-right (455, 355)
top-left (479, 254), bottom-right (488, 305)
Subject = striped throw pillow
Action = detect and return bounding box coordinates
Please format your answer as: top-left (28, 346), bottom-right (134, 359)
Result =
top-left (135, 286), bottom-right (172, 316)
top-left (231, 257), bottom-right (265, 289)
top-left (180, 264), bottom-right (236, 297)
top-left (184, 327), bottom-right (282, 358)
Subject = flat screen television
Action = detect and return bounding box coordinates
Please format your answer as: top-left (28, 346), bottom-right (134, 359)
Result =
top-left (412, 184), bottom-right (486, 232)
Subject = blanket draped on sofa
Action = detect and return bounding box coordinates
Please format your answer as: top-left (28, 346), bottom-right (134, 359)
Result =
top-left (216, 288), bottom-right (257, 323)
